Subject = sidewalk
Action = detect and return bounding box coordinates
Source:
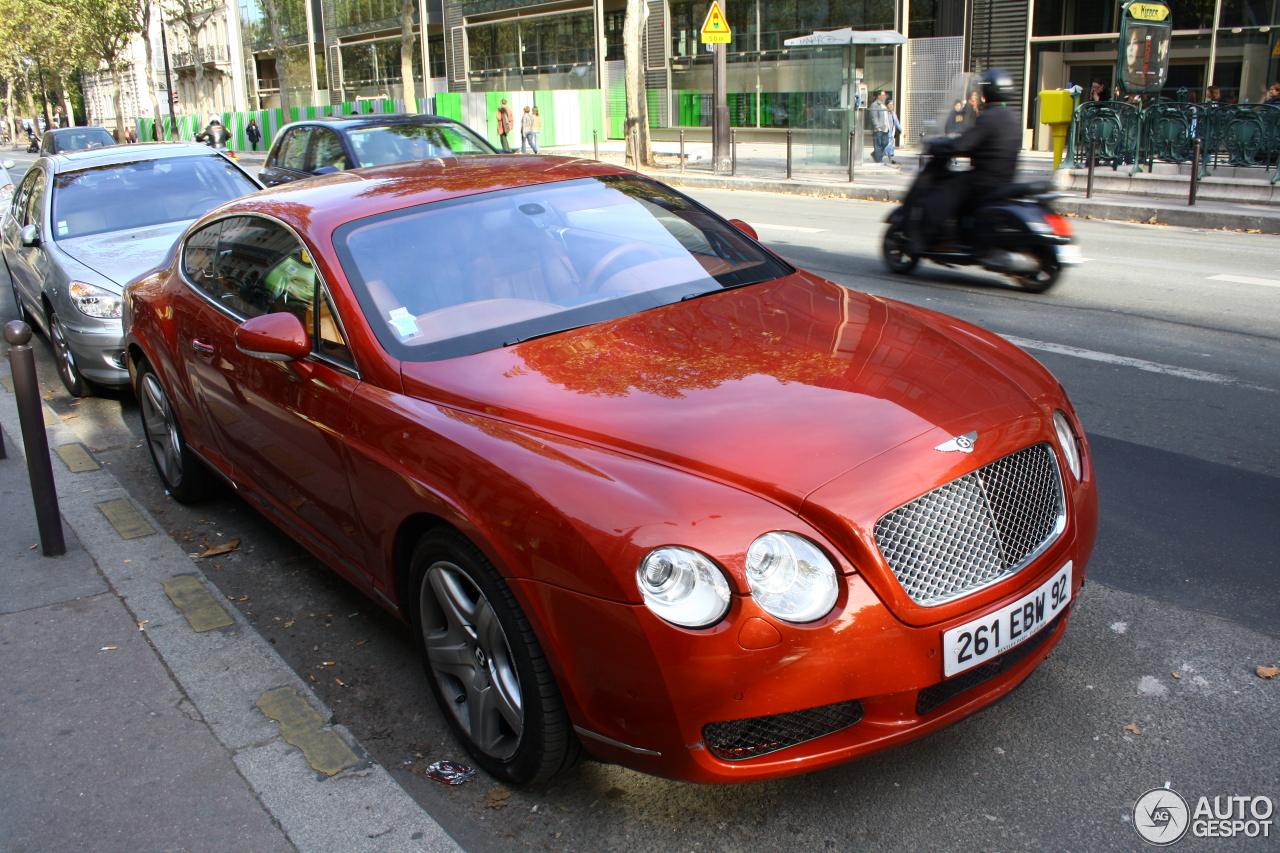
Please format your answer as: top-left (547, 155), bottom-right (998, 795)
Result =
top-left (0, 369), bottom-right (463, 851)
top-left (543, 141), bottom-right (1280, 235)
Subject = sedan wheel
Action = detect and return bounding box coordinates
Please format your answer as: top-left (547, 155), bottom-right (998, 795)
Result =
top-left (48, 310), bottom-right (90, 397)
top-left (137, 361), bottom-right (211, 503)
top-left (412, 528), bottom-right (579, 783)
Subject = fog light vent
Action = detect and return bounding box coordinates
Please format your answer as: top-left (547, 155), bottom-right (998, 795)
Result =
top-left (703, 699), bottom-right (864, 761)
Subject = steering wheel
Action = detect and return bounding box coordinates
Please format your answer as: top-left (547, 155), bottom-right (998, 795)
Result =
top-left (581, 242), bottom-right (664, 293)
top-left (183, 195), bottom-right (223, 218)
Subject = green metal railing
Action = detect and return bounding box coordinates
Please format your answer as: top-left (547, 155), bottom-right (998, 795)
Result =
top-left (1069, 100), bottom-right (1280, 184)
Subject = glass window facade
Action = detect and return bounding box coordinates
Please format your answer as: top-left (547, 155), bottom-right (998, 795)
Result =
top-left (465, 10), bottom-right (597, 91)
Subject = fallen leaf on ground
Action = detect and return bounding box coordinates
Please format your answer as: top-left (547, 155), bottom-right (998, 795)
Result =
top-left (60, 413), bottom-right (78, 420)
top-left (1171, 672), bottom-right (1181, 679)
top-left (357, 640), bottom-right (368, 645)
top-left (198, 538), bottom-right (241, 558)
top-left (284, 621), bottom-right (294, 627)
top-left (137, 621), bottom-right (148, 631)
top-left (238, 596), bottom-right (248, 601)
top-left (1257, 665), bottom-right (1279, 679)
top-left (1124, 724), bottom-right (1141, 735)
top-left (488, 786), bottom-right (512, 801)
top-left (28, 544), bottom-right (37, 550)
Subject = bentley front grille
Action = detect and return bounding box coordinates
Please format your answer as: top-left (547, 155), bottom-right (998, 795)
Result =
top-left (874, 443), bottom-right (1065, 607)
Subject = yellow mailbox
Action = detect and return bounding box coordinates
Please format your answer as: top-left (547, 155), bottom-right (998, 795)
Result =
top-left (1038, 89), bottom-right (1076, 169)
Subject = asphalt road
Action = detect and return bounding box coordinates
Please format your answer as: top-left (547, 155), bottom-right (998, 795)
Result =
top-left (2, 154), bottom-right (1277, 852)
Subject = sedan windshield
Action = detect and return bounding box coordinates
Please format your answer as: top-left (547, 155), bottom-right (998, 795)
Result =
top-left (53, 129), bottom-right (115, 153)
top-left (334, 175), bottom-right (793, 361)
top-left (52, 155), bottom-right (258, 240)
top-left (346, 123), bottom-right (494, 167)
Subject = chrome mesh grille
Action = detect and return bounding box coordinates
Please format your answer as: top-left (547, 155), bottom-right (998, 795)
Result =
top-left (703, 700), bottom-right (864, 761)
top-left (875, 443), bottom-right (1065, 607)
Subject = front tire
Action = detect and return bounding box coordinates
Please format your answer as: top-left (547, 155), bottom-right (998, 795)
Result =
top-left (882, 224), bottom-right (918, 274)
top-left (47, 310), bottom-right (93, 397)
top-left (1014, 248), bottom-right (1061, 293)
top-left (411, 527), bottom-right (580, 784)
top-left (136, 360), bottom-right (212, 503)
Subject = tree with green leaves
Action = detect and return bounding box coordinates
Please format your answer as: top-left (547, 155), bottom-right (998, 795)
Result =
top-left (68, 0), bottom-right (141, 139)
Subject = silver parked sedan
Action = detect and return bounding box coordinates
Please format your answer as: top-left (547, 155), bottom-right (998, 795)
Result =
top-left (2, 143), bottom-right (261, 395)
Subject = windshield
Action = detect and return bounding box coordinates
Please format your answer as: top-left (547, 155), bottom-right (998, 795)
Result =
top-left (54, 129), bottom-right (115, 153)
top-left (334, 175), bottom-right (793, 361)
top-left (346, 122), bottom-right (495, 167)
top-left (52, 155), bottom-right (258, 240)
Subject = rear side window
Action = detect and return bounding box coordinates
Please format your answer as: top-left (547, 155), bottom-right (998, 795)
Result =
top-left (207, 216), bottom-right (313, 320)
top-left (183, 219), bottom-right (224, 286)
top-left (309, 129), bottom-right (349, 171)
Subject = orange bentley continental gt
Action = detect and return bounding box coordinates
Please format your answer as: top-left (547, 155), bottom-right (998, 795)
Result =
top-left (123, 155), bottom-right (1097, 784)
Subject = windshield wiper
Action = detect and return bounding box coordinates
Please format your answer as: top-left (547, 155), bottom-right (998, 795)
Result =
top-left (680, 281), bottom-right (754, 301)
top-left (503, 323), bottom-right (597, 346)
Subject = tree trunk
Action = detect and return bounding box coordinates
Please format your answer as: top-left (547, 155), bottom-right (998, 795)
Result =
top-left (110, 63), bottom-right (125, 142)
top-left (141, 3), bottom-right (162, 136)
top-left (3, 78), bottom-right (15, 141)
top-left (623, 0), bottom-right (653, 168)
top-left (400, 0), bottom-right (417, 108)
top-left (22, 72), bottom-right (37, 135)
top-left (263, 0), bottom-right (291, 115)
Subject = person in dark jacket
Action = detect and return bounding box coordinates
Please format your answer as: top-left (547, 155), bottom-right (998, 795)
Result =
top-left (195, 116), bottom-right (231, 149)
top-left (1265, 83), bottom-right (1280, 105)
top-left (246, 119), bottom-right (262, 151)
top-left (909, 69), bottom-right (1023, 252)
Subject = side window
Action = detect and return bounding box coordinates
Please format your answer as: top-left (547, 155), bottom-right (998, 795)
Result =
top-left (182, 220), bottom-right (224, 289)
top-left (213, 216), bottom-right (314, 322)
top-left (278, 128), bottom-right (315, 172)
top-left (24, 172), bottom-right (47, 228)
top-left (316, 289), bottom-right (354, 367)
top-left (309, 129), bottom-right (349, 172)
top-left (11, 170), bottom-right (38, 220)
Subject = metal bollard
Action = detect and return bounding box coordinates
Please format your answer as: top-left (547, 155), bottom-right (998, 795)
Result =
top-left (848, 130), bottom-right (856, 183)
top-left (1189, 137), bottom-right (1202, 206)
top-left (680, 129), bottom-right (685, 173)
top-left (730, 128), bottom-right (737, 176)
top-left (1086, 137), bottom-right (1097, 199)
top-left (593, 128), bottom-right (599, 162)
top-left (786, 129), bottom-right (793, 180)
top-left (5, 320), bottom-right (65, 557)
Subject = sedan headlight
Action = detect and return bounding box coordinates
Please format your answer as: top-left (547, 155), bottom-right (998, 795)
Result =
top-left (69, 281), bottom-right (122, 319)
top-left (1053, 409), bottom-right (1082, 480)
top-left (637, 546), bottom-right (731, 628)
top-left (745, 532), bottom-right (838, 623)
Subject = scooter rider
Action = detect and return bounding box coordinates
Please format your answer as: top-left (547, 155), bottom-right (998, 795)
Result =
top-left (908, 68), bottom-right (1021, 253)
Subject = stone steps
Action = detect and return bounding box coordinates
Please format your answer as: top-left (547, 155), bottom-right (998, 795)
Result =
top-left (1061, 165), bottom-right (1280, 204)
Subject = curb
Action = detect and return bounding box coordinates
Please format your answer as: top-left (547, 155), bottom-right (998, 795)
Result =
top-left (0, 381), bottom-right (464, 853)
top-left (644, 170), bottom-right (1280, 234)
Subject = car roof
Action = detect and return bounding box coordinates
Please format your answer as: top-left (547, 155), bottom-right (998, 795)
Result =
top-left (209, 155), bottom-right (631, 239)
top-left (281, 114), bottom-right (463, 131)
top-left (47, 142), bottom-right (230, 173)
top-left (49, 126), bottom-right (111, 135)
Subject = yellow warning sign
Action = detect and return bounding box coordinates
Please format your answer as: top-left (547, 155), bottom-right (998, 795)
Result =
top-left (700, 1), bottom-right (731, 43)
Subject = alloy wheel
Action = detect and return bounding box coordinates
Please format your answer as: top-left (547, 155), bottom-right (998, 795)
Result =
top-left (420, 562), bottom-right (523, 760)
top-left (140, 372), bottom-right (183, 489)
top-left (48, 312), bottom-right (88, 396)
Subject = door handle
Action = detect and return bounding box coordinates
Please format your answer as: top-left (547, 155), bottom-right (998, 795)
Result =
top-left (191, 339), bottom-right (215, 355)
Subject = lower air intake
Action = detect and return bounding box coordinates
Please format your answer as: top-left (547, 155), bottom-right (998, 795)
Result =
top-left (703, 700), bottom-right (864, 761)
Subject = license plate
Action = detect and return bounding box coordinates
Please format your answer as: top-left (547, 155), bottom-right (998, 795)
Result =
top-left (942, 561), bottom-right (1073, 677)
top-left (1056, 244), bottom-right (1083, 265)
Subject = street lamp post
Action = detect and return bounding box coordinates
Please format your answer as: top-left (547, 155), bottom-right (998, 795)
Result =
top-left (160, 20), bottom-right (178, 140)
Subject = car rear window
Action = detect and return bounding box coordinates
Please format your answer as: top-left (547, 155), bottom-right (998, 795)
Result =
top-left (51, 155), bottom-right (258, 240)
top-left (333, 175), bottom-right (793, 361)
top-left (54, 129), bottom-right (115, 152)
top-left (346, 122), bottom-right (494, 167)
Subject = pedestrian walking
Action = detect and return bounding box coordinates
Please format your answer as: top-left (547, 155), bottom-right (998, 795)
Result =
top-left (496, 98), bottom-right (514, 152)
top-left (530, 106), bottom-right (542, 153)
top-left (883, 99), bottom-right (902, 166)
top-left (246, 119), bottom-right (262, 151)
top-left (123, 126), bottom-right (135, 144)
top-left (520, 105), bottom-right (534, 153)
top-left (869, 90), bottom-right (891, 164)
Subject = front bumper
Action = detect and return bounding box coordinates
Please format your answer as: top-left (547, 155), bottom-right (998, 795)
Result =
top-left (60, 316), bottom-right (128, 386)
top-left (517, 534), bottom-right (1087, 784)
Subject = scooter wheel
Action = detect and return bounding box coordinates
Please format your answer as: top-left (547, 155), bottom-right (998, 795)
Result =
top-left (882, 226), bottom-right (918, 274)
top-left (1014, 248), bottom-right (1060, 293)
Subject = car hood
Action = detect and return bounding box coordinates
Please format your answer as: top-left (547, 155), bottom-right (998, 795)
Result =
top-left (56, 220), bottom-right (190, 288)
top-left (401, 273), bottom-right (1040, 509)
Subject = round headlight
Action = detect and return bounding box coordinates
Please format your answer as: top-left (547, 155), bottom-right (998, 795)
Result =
top-left (1053, 410), bottom-right (1082, 480)
top-left (636, 546), bottom-right (731, 628)
top-left (744, 532), bottom-right (838, 623)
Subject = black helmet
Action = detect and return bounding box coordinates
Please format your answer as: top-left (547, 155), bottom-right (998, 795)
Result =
top-left (981, 68), bottom-right (1017, 103)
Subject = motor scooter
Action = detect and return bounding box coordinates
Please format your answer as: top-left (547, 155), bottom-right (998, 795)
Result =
top-left (882, 154), bottom-right (1079, 292)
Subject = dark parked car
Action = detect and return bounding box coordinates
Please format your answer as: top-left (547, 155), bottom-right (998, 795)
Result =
top-left (258, 114), bottom-right (496, 188)
top-left (39, 126), bottom-right (117, 156)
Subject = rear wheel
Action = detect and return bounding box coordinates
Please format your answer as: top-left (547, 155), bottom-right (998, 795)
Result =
top-left (1014, 248), bottom-right (1061, 293)
top-left (411, 527), bottom-right (580, 784)
top-left (136, 360), bottom-right (212, 503)
top-left (882, 225), bottom-right (918, 274)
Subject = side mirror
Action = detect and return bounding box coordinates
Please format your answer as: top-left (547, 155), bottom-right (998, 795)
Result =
top-left (20, 224), bottom-right (40, 247)
top-left (235, 312), bottom-right (310, 362)
top-left (311, 165), bottom-right (339, 176)
top-left (1, 159), bottom-right (14, 170)
top-left (728, 219), bottom-right (758, 241)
